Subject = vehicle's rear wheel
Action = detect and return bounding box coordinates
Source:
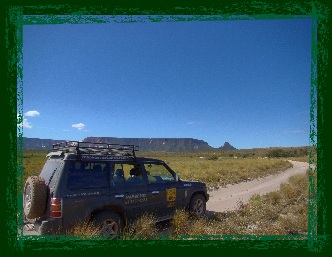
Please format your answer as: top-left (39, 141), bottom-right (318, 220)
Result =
top-left (92, 211), bottom-right (124, 239)
top-left (23, 176), bottom-right (47, 219)
top-left (189, 194), bottom-right (206, 218)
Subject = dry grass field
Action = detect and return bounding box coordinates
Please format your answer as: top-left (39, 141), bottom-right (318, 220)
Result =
top-left (157, 157), bottom-right (292, 189)
top-left (19, 147), bottom-right (315, 239)
top-left (20, 149), bottom-right (296, 189)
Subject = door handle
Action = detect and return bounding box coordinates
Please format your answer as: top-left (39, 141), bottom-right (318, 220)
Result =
top-left (151, 191), bottom-right (159, 195)
top-left (115, 194), bottom-right (124, 198)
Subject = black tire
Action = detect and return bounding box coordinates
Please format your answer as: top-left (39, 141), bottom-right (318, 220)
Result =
top-left (23, 176), bottom-right (47, 219)
top-left (189, 194), bottom-right (206, 218)
top-left (92, 211), bottom-right (124, 238)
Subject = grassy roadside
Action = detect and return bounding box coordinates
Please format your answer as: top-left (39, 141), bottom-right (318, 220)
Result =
top-left (66, 171), bottom-right (311, 239)
top-left (127, 171), bottom-right (311, 238)
top-left (207, 171), bottom-right (311, 236)
top-left (162, 157), bottom-right (292, 189)
top-left (287, 155), bottom-right (317, 164)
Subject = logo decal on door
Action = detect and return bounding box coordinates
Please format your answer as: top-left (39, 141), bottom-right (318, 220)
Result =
top-left (166, 188), bottom-right (176, 207)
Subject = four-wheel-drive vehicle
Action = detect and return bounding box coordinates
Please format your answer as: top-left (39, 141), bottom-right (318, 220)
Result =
top-left (23, 141), bottom-right (209, 236)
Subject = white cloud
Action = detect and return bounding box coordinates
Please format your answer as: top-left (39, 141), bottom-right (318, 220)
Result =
top-left (17, 111), bottom-right (40, 129)
top-left (23, 118), bottom-right (32, 129)
top-left (24, 110), bottom-right (40, 117)
top-left (72, 123), bottom-right (86, 130)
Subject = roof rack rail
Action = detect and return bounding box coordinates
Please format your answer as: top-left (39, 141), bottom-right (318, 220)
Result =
top-left (51, 141), bottom-right (139, 158)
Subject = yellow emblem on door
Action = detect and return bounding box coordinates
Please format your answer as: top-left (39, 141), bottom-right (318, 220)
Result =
top-left (166, 188), bottom-right (176, 202)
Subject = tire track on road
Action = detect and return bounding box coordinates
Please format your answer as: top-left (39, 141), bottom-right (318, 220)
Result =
top-left (206, 161), bottom-right (310, 213)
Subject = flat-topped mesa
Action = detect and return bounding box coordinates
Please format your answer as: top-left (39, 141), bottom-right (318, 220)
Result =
top-left (83, 137), bottom-right (213, 151)
top-left (19, 137), bottom-right (237, 152)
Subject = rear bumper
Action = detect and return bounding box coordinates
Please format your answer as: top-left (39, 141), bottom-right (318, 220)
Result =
top-left (34, 219), bottom-right (62, 235)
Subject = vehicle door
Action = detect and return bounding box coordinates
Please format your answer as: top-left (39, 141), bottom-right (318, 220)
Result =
top-left (109, 162), bottom-right (148, 220)
top-left (142, 162), bottom-right (182, 219)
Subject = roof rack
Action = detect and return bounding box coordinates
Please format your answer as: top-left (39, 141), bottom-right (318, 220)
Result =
top-left (50, 141), bottom-right (139, 158)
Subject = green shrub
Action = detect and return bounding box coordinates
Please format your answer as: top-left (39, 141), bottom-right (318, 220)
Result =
top-left (207, 155), bottom-right (218, 161)
top-left (267, 149), bottom-right (291, 158)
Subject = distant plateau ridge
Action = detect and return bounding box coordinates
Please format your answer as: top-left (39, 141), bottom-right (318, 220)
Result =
top-left (18, 137), bottom-right (237, 152)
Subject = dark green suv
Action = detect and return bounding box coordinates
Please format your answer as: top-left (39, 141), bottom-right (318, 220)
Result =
top-left (23, 141), bottom-right (209, 236)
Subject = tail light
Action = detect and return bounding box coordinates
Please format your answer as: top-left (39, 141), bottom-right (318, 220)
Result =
top-left (50, 198), bottom-right (62, 218)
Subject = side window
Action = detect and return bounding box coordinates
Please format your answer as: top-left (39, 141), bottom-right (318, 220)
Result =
top-left (67, 161), bottom-right (109, 189)
top-left (112, 163), bottom-right (145, 186)
top-left (143, 163), bottom-right (175, 184)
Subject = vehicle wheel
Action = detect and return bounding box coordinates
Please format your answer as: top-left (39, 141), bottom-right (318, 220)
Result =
top-left (189, 194), bottom-right (206, 218)
top-left (92, 211), bottom-right (124, 238)
top-left (23, 176), bottom-right (47, 219)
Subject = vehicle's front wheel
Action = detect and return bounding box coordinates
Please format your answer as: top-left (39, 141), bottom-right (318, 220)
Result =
top-left (189, 194), bottom-right (206, 218)
top-left (92, 211), bottom-right (124, 238)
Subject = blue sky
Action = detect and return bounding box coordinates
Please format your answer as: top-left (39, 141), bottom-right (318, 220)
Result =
top-left (20, 17), bottom-right (313, 149)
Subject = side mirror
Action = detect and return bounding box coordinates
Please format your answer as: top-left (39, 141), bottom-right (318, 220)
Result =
top-left (175, 174), bottom-right (180, 182)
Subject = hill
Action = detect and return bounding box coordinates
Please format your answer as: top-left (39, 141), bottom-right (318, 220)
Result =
top-left (83, 137), bottom-right (213, 151)
top-left (218, 142), bottom-right (237, 150)
top-left (17, 137), bottom-right (237, 152)
top-left (17, 137), bottom-right (66, 150)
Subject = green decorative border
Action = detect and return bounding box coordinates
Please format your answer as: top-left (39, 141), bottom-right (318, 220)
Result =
top-left (3, 1), bottom-right (331, 255)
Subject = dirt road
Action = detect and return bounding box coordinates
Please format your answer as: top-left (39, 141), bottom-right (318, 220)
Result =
top-left (206, 160), bottom-right (310, 213)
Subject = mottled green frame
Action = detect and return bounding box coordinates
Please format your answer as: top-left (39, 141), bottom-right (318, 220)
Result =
top-left (4, 1), bottom-right (330, 255)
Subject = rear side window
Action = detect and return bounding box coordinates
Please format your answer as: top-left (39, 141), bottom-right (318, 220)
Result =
top-left (112, 163), bottom-right (145, 186)
top-left (40, 159), bottom-right (62, 185)
top-left (67, 161), bottom-right (110, 189)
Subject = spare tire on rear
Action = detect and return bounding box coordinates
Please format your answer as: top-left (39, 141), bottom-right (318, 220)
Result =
top-left (23, 176), bottom-right (47, 219)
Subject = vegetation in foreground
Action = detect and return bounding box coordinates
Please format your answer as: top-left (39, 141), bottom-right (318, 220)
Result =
top-left (165, 172), bottom-right (310, 237)
top-left (65, 171), bottom-right (311, 239)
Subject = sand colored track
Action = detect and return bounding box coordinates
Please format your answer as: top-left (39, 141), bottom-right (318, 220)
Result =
top-left (206, 161), bottom-right (310, 213)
